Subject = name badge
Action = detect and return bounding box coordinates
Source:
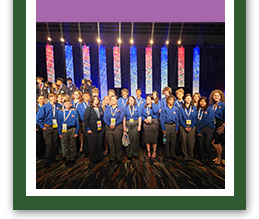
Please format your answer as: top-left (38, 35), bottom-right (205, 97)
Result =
top-left (111, 118), bottom-right (116, 126)
top-left (97, 120), bottom-right (102, 130)
top-left (186, 120), bottom-right (191, 126)
top-left (53, 119), bottom-right (58, 128)
top-left (62, 123), bottom-right (67, 133)
top-left (129, 119), bottom-right (134, 123)
top-left (147, 116), bottom-right (152, 123)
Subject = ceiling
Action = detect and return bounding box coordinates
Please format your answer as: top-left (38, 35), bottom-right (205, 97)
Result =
top-left (36, 22), bottom-right (225, 47)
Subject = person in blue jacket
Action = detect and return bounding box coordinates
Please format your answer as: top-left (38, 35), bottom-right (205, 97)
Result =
top-left (57, 97), bottom-right (79, 166)
top-left (179, 93), bottom-right (198, 161)
top-left (209, 89), bottom-right (225, 165)
top-left (174, 88), bottom-right (184, 108)
top-left (36, 95), bottom-right (45, 159)
top-left (36, 92), bottom-right (61, 168)
top-left (77, 91), bottom-right (91, 157)
top-left (135, 88), bottom-right (145, 110)
top-left (152, 91), bottom-right (162, 110)
top-left (135, 88), bottom-right (145, 149)
top-left (84, 96), bottom-right (105, 163)
top-left (196, 97), bottom-right (216, 166)
top-left (117, 88), bottom-right (129, 108)
top-left (160, 87), bottom-right (172, 111)
top-left (192, 92), bottom-right (201, 109)
top-left (104, 95), bottom-right (125, 163)
top-left (160, 95), bottom-right (179, 161)
top-left (123, 96), bottom-right (142, 160)
top-left (142, 95), bottom-right (159, 159)
top-left (101, 95), bottom-right (111, 156)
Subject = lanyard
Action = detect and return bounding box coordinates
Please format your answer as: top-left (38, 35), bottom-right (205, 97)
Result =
top-left (212, 104), bottom-right (218, 112)
top-left (83, 101), bottom-right (87, 109)
top-left (111, 106), bottom-right (117, 117)
top-left (197, 108), bottom-right (204, 120)
top-left (63, 109), bottom-right (72, 122)
top-left (176, 100), bottom-right (181, 108)
top-left (52, 105), bottom-right (56, 117)
top-left (129, 106), bottom-right (135, 117)
top-left (136, 98), bottom-right (142, 107)
top-left (74, 101), bottom-right (79, 109)
top-left (94, 107), bottom-right (100, 119)
top-left (122, 98), bottom-right (126, 107)
top-left (146, 106), bottom-right (150, 115)
top-left (185, 106), bottom-right (192, 118)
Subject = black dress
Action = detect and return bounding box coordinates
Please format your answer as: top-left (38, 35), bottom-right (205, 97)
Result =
top-left (84, 106), bottom-right (105, 162)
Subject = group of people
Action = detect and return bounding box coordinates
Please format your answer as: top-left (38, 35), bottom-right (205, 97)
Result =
top-left (36, 76), bottom-right (225, 168)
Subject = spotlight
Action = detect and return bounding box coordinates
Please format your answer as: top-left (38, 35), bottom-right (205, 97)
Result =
top-left (130, 39), bottom-right (134, 44)
top-left (166, 40), bottom-right (169, 45)
top-left (47, 37), bottom-right (52, 42)
top-left (150, 40), bottom-right (153, 44)
top-left (177, 40), bottom-right (181, 45)
top-left (78, 38), bottom-right (82, 42)
top-left (97, 38), bottom-right (101, 43)
top-left (60, 38), bottom-right (65, 42)
top-left (118, 38), bottom-right (122, 44)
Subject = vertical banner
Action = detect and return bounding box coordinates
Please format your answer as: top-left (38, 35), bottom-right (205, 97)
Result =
top-left (161, 46), bottom-right (168, 96)
top-left (145, 47), bottom-right (152, 94)
top-left (82, 45), bottom-right (91, 80)
top-left (45, 44), bottom-right (55, 83)
top-left (99, 45), bottom-right (108, 99)
top-left (113, 46), bottom-right (122, 88)
top-left (178, 46), bottom-right (185, 87)
top-left (65, 45), bottom-right (75, 84)
top-left (130, 46), bottom-right (137, 97)
top-left (193, 46), bottom-right (200, 94)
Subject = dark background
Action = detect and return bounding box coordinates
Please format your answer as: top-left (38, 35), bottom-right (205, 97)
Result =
top-left (36, 44), bottom-right (225, 98)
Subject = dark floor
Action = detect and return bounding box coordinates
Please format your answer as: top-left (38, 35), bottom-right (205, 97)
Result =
top-left (36, 147), bottom-right (225, 189)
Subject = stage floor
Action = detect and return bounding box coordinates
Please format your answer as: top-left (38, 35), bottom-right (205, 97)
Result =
top-left (36, 147), bottom-right (225, 189)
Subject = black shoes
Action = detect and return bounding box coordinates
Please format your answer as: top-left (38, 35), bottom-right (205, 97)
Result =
top-left (65, 160), bottom-right (75, 167)
top-left (171, 156), bottom-right (177, 161)
top-left (44, 162), bottom-right (50, 168)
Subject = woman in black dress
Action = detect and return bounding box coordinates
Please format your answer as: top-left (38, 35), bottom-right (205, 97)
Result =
top-left (84, 96), bottom-right (105, 163)
top-left (209, 89), bottom-right (225, 165)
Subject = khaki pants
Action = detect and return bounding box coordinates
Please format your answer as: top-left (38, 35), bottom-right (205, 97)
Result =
top-left (180, 125), bottom-right (196, 160)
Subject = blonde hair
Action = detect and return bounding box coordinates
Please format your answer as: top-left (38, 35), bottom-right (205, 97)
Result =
top-left (121, 88), bottom-right (129, 96)
top-left (175, 88), bottom-right (184, 95)
top-left (91, 88), bottom-right (100, 95)
top-left (62, 94), bottom-right (70, 103)
top-left (73, 90), bottom-right (84, 104)
top-left (108, 89), bottom-right (115, 95)
top-left (102, 95), bottom-right (111, 111)
top-left (48, 92), bottom-right (58, 99)
top-left (209, 89), bottom-right (225, 104)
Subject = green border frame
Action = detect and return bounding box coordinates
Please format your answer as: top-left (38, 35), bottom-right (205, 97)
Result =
top-left (13, 0), bottom-right (246, 210)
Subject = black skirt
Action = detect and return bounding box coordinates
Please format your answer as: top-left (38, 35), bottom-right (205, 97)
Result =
top-left (214, 117), bottom-right (225, 144)
top-left (143, 119), bottom-right (158, 144)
